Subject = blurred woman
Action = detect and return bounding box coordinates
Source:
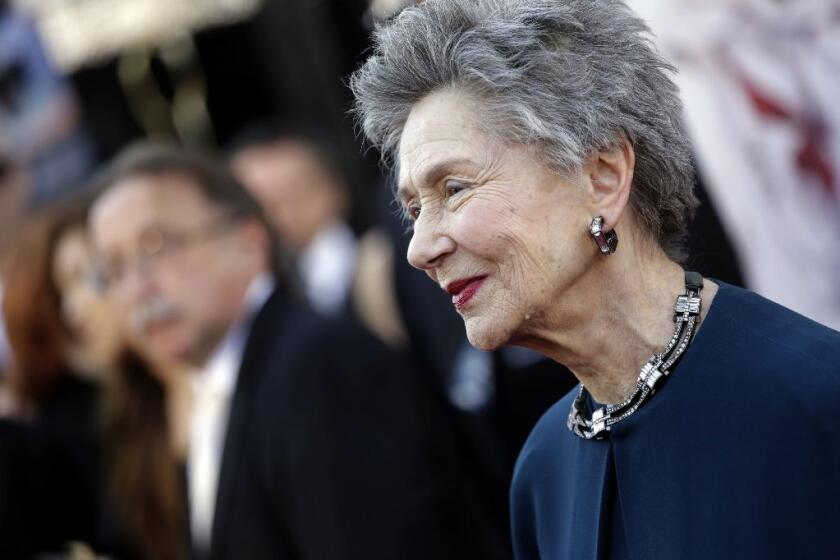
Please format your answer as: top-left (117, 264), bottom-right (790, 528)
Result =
top-left (2, 200), bottom-right (189, 560)
top-left (3, 200), bottom-right (120, 555)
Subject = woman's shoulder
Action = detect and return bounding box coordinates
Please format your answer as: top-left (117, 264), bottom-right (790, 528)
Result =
top-left (701, 282), bottom-right (840, 418)
top-left (708, 282), bottom-right (840, 369)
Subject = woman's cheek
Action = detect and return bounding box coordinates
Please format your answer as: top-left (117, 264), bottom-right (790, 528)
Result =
top-left (454, 196), bottom-right (520, 258)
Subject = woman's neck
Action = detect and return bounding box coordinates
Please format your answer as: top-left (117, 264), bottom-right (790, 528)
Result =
top-left (517, 239), bottom-right (717, 404)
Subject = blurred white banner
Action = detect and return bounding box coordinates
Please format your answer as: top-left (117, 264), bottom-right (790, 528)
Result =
top-left (628, 0), bottom-right (840, 330)
top-left (15, 0), bottom-right (263, 71)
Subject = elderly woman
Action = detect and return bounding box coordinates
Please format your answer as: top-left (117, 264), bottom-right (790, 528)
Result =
top-left (351, 1), bottom-right (840, 559)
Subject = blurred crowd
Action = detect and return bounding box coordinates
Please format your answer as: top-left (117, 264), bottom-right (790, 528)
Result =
top-left (0, 0), bottom-right (837, 559)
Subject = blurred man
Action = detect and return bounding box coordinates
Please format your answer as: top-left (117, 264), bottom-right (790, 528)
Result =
top-left (89, 143), bottom-right (286, 559)
top-left (231, 135), bottom-right (356, 316)
top-left (89, 143), bottom-right (500, 560)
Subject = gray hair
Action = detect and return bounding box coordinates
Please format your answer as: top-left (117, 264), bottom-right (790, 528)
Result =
top-left (350, 0), bottom-right (698, 261)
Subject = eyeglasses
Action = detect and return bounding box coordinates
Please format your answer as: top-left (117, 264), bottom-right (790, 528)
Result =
top-left (95, 214), bottom-right (238, 291)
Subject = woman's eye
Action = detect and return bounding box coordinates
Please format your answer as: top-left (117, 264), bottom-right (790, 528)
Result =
top-left (406, 203), bottom-right (421, 221)
top-left (444, 180), bottom-right (468, 198)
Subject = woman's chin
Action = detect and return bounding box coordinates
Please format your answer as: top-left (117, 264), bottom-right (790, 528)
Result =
top-left (464, 315), bottom-right (512, 351)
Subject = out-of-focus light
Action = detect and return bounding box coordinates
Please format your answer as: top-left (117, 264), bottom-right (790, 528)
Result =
top-left (15, 0), bottom-right (263, 72)
top-left (368, 0), bottom-right (410, 21)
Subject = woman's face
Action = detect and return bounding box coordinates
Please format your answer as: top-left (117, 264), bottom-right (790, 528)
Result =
top-left (398, 89), bottom-right (597, 350)
top-left (52, 228), bottom-right (122, 375)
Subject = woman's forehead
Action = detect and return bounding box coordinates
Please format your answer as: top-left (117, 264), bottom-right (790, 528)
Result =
top-left (398, 92), bottom-right (497, 194)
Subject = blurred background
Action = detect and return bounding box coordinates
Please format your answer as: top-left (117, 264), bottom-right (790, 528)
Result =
top-left (0, 0), bottom-right (837, 558)
top-left (0, 0), bottom-right (377, 210)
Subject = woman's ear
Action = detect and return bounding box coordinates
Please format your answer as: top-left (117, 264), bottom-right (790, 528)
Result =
top-left (585, 138), bottom-right (635, 231)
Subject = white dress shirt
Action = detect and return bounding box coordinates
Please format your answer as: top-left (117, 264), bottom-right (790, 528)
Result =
top-left (187, 273), bottom-right (274, 548)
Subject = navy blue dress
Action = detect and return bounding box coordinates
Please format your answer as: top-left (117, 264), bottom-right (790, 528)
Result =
top-left (510, 282), bottom-right (840, 560)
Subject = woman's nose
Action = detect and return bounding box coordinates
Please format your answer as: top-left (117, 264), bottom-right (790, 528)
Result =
top-left (406, 216), bottom-right (456, 271)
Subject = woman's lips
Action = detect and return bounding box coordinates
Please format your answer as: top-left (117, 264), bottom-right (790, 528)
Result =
top-left (446, 276), bottom-right (488, 311)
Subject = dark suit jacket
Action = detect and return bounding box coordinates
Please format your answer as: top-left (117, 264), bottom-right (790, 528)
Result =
top-left (204, 289), bottom-right (509, 560)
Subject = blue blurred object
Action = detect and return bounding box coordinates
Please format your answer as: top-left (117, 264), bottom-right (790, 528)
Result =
top-left (0, 8), bottom-right (94, 205)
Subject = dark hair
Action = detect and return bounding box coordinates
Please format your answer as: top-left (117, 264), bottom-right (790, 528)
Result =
top-left (2, 200), bottom-right (88, 407)
top-left (92, 141), bottom-right (290, 289)
top-left (105, 349), bottom-right (186, 560)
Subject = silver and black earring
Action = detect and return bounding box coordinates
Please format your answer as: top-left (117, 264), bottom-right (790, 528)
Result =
top-left (589, 216), bottom-right (618, 255)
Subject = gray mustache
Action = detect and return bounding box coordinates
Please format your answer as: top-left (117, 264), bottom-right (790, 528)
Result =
top-left (130, 298), bottom-right (180, 333)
